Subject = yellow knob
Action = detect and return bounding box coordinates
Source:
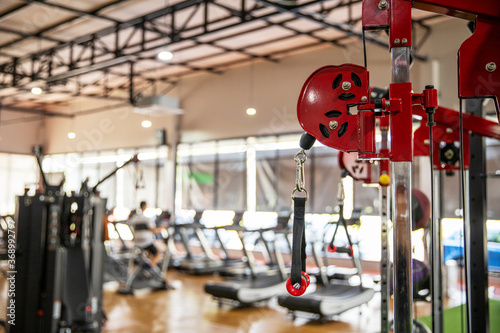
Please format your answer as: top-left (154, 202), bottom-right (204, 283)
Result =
top-left (379, 174), bottom-right (390, 186)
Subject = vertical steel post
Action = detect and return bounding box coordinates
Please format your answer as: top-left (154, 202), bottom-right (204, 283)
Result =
top-left (129, 61), bottom-right (134, 105)
top-left (380, 108), bottom-right (391, 333)
top-left (380, 184), bottom-right (391, 333)
top-left (391, 46), bottom-right (413, 333)
top-left (391, 162), bottom-right (413, 333)
top-left (464, 169), bottom-right (470, 330)
top-left (432, 170), bottom-right (444, 333)
top-left (465, 99), bottom-right (489, 333)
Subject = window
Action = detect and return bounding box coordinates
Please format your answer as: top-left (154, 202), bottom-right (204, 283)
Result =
top-left (216, 151), bottom-right (246, 211)
top-left (181, 153), bottom-right (216, 210)
top-left (0, 154), bottom-right (37, 215)
top-left (256, 149), bottom-right (278, 211)
top-left (311, 146), bottom-right (341, 214)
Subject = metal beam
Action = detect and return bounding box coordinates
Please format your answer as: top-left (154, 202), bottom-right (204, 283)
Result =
top-left (0, 0), bottom-right (396, 101)
top-left (0, 0), bottom-right (330, 73)
top-left (0, 25), bottom-right (63, 47)
top-left (2, 105), bottom-right (72, 118)
top-left (0, 0), bottom-right (130, 51)
top-left (226, 0), bottom-right (355, 48)
top-left (24, 0), bottom-right (121, 24)
top-left (0, 0), bottom-right (269, 88)
top-left (45, 55), bottom-right (134, 83)
top-left (256, 0), bottom-right (428, 61)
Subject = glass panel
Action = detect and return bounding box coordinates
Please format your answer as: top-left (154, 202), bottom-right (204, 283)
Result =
top-left (63, 153), bottom-right (81, 193)
top-left (81, 158), bottom-right (99, 192)
top-left (256, 150), bottom-right (278, 211)
top-left (98, 161), bottom-right (117, 209)
top-left (311, 146), bottom-right (340, 214)
top-left (112, 149), bottom-right (135, 210)
top-left (122, 160), bottom-right (139, 210)
top-left (216, 152), bottom-right (245, 211)
top-left (441, 172), bottom-right (461, 218)
top-left (157, 155), bottom-right (168, 211)
top-left (3, 155), bottom-right (38, 214)
top-left (182, 154), bottom-right (216, 210)
top-left (487, 144), bottom-right (500, 218)
top-left (353, 181), bottom-right (379, 215)
top-left (134, 159), bottom-right (158, 210)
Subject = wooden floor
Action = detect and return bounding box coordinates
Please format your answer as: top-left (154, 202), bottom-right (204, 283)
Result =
top-left (3, 266), bottom-right (499, 332)
top-left (103, 270), bottom-right (390, 333)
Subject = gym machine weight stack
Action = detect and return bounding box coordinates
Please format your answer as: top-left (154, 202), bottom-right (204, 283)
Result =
top-left (6, 148), bottom-right (138, 333)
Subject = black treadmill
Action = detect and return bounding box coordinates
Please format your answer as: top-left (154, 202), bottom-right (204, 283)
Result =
top-left (204, 221), bottom-right (289, 306)
top-left (278, 281), bottom-right (375, 319)
top-left (173, 211), bottom-right (246, 275)
top-left (217, 213), bottom-right (293, 278)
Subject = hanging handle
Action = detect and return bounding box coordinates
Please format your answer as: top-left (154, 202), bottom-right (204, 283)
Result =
top-left (287, 133), bottom-right (315, 297)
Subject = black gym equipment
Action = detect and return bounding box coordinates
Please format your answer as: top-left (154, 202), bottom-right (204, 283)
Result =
top-left (104, 221), bottom-right (172, 294)
top-left (117, 247), bottom-right (171, 295)
top-left (306, 211), bottom-right (362, 285)
top-left (217, 212), bottom-right (293, 278)
top-left (5, 148), bottom-right (135, 333)
top-left (204, 218), bottom-right (289, 306)
top-left (169, 210), bottom-right (217, 271)
top-left (171, 211), bottom-right (246, 275)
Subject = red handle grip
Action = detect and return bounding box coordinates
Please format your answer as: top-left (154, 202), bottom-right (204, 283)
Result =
top-left (286, 275), bottom-right (308, 296)
top-left (302, 271), bottom-right (311, 287)
top-left (328, 244), bottom-right (353, 256)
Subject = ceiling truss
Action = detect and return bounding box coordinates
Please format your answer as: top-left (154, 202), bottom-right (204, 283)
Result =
top-left (0, 0), bottom-right (436, 116)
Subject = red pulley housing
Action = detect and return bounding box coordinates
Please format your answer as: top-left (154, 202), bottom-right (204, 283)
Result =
top-left (297, 64), bottom-right (375, 154)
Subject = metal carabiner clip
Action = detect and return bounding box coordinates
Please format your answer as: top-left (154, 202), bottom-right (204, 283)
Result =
top-left (292, 150), bottom-right (308, 201)
top-left (294, 150), bottom-right (306, 191)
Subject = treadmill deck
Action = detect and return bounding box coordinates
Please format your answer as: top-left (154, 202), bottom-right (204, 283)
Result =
top-left (278, 282), bottom-right (375, 316)
top-left (205, 274), bottom-right (287, 304)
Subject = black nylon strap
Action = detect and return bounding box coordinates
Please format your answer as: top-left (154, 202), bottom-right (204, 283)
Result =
top-left (291, 196), bottom-right (306, 286)
top-left (329, 204), bottom-right (343, 249)
top-left (329, 204), bottom-right (356, 249)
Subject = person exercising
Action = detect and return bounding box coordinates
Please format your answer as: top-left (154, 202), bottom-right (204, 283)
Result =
top-left (128, 201), bottom-right (163, 268)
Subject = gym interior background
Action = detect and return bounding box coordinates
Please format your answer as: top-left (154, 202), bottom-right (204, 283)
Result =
top-left (0, 0), bottom-right (499, 332)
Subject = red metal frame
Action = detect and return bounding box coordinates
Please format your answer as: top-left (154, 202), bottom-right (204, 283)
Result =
top-left (389, 0), bottom-right (412, 47)
top-left (297, 64), bottom-right (372, 153)
top-left (458, 17), bottom-right (500, 123)
top-left (411, 0), bottom-right (500, 21)
top-left (414, 105), bottom-right (500, 170)
top-left (297, 66), bottom-right (439, 161)
top-left (413, 107), bottom-right (469, 171)
top-left (292, 0), bottom-right (500, 316)
top-left (363, 0), bottom-right (500, 122)
top-left (298, 0), bottom-right (500, 167)
top-left (412, 0), bottom-right (500, 123)
top-left (338, 151), bottom-right (373, 183)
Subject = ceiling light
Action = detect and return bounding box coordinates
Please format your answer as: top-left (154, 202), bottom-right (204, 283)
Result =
top-left (67, 132), bottom-right (76, 139)
top-left (157, 50), bottom-right (174, 61)
top-left (246, 107), bottom-right (256, 116)
top-left (142, 120), bottom-right (152, 128)
top-left (31, 87), bottom-right (42, 95)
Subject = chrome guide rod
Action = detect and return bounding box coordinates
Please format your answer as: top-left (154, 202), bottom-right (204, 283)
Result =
top-left (391, 46), bottom-right (413, 333)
